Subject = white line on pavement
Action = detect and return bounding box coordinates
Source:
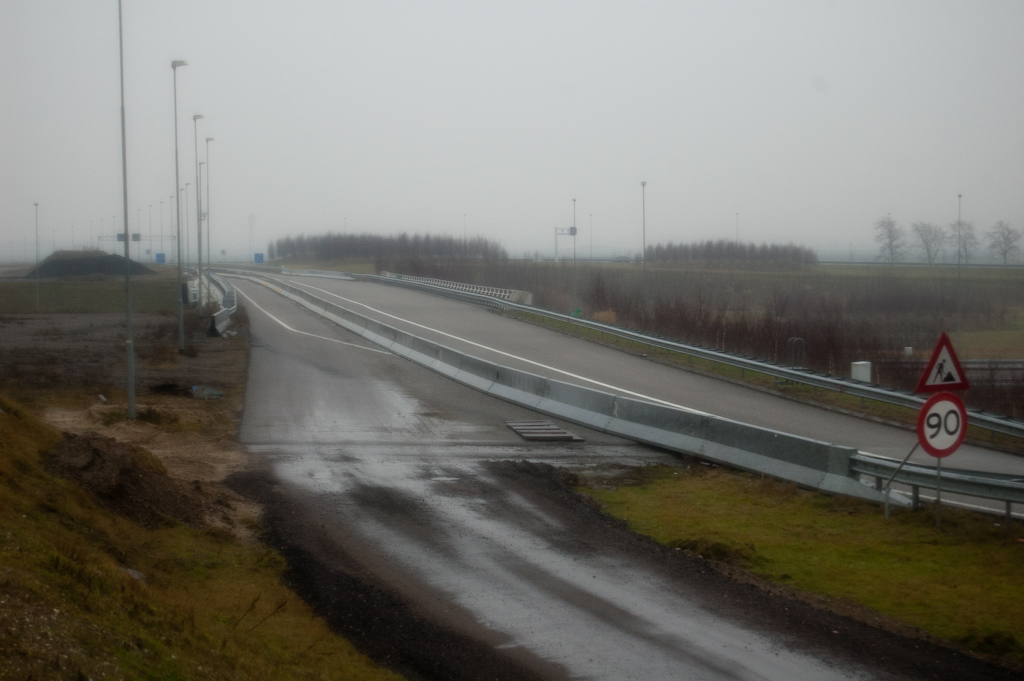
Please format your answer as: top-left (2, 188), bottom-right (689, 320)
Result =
top-left (234, 283), bottom-right (391, 355)
top-left (285, 278), bottom-right (711, 415)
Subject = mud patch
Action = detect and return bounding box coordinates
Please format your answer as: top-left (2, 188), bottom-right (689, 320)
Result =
top-left (45, 432), bottom-right (208, 528)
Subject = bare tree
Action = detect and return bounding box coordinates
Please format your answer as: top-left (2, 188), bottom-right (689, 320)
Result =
top-left (986, 221), bottom-right (1021, 265)
top-left (911, 221), bottom-right (945, 264)
top-left (874, 216), bottom-right (906, 263)
top-left (948, 220), bottom-right (979, 264)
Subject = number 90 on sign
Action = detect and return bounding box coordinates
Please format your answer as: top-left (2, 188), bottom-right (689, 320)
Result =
top-left (916, 392), bottom-right (967, 458)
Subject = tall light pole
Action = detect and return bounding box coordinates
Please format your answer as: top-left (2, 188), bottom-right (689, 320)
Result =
top-left (169, 195), bottom-right (175, 260)
top-left (590, 213), bottom-right (593, 261)
top-left (148, 204), bottom-right (152, 262)
top-left (159, 201), bottom-right (164, 262)
top-left (572, 198), bottom-right (577, 262)
top-left (33, 202), bottom-right (39, 313)
top-left (956, 193), bottom-right (963, 351)
top-left (136, 207), bottom-right (141, 262)
top-left (184, 183), bottom-right (191, 269)
top-left (198, 161), bottom-right (205, 269)
top-left (641, 181), bottom-right (648, 313)
top-left (171, 59), bottom-right (187, 351)
top-left (192, 113), bottom-right (204, 313)
top-left (118, 0), bottom-right (136, 419)
top-left (205, 137), bottom-right (213, 267)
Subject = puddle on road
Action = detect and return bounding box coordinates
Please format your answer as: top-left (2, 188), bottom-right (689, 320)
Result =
top-left (265, 444), bottom-right (863, 681)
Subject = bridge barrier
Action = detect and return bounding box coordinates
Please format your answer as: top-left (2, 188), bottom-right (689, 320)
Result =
top-left (380, 271), bottom-right (533, 305)
top-left (205, 271), bottom-right (237, 334)
top-left (226, 271), bottom-right (906, 507)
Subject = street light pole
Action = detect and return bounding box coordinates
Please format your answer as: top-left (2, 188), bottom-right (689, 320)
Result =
top-left (184, 184), bottom-right (191, 269)
top-left (118, 0), bottom-right (135, 419)
top-left (171, 59), bottom-right (188, 351)
top-left (169, 195), bottom-right (175, 260)
top-left (572, 198), bottom-right (577, 262)
top-left (198, 162), bottom-right (204, 270)
top-left (206, 137), bottom-right (213, 266)
top-left (148, 204), bottom-right (152, 262)
top-left (192, 114), bottom-right (204, 313)
top-left (956, 193), bottom-right (963, 351)
top-left (159, 201), bottom-right (164, 262)
top-left (33, 202), bottom-right (39, 313)
top-left (641, 181), bottom-right (647, 314)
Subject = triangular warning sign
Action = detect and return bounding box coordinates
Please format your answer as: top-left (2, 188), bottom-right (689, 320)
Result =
top-left (914, 332), bottom-right (970, 393)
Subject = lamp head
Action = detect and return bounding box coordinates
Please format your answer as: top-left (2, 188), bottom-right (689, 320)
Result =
top-left (171, 60), bottom-right (188, 69)
top-left (641, 181), bottom-right (646, 187)
top-left (193, 114), bottom-right (204, 121)
top-left (206, 137), bottom-right (214, 143)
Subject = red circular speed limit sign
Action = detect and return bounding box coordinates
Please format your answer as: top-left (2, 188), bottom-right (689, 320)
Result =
top-left (916, 392), bottom-right (967, 458)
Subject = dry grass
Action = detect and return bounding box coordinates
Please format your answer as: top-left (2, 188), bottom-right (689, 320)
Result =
top-left (0, 393), bottom-right (405, 680)
top-left (0, 273), bottom-right (180, 315)
top-left (578, 464), bottom-right (1024, 664)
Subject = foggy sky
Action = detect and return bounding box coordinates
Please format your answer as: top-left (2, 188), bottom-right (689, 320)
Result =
top-left (3, 1), bottom-right (1023, 263)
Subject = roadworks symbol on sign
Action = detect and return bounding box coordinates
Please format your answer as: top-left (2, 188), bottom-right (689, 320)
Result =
top-left (914, 331), bottom-right (970, 393)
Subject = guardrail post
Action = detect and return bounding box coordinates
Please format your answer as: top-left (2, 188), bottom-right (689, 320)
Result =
top-left (1007, 502), bottom-right (1013, 532)
top-left (912, 486), bottom-right (920, 510)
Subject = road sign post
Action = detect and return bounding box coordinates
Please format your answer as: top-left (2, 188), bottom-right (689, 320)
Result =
top-left (916, 391), bottom-right (967, 526)
top-left (912, 333), bottom-right (969, 527)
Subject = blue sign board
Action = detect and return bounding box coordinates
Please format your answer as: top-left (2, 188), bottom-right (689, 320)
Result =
top-left (155, 253), bottom-right (166, 264)
top-left (254, 253), bottom-right (264, 264)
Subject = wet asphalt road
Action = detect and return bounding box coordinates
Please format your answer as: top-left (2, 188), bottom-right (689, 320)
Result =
top-left (232, 279), bottom-right (1015, 681)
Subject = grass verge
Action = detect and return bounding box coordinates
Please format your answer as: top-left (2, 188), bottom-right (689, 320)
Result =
top-left (0, 394), bottom-right (405, 680)
top-left (576, 463), bottom-right (1024, 665)
top-left (0, 274), bottom-right (180, 315)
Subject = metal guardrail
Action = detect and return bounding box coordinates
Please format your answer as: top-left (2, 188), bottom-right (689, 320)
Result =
top-left (205, 271), bottom-right (237, 334)
top-left (379, 271), bottom-right (532, 304)
top-left (379, 270), bottom-right (513, 299)
top-left (851, 453), bottom-right (1023, 524)
top-left (357, 272), bottom-right (1024, 440)
top-left (227, 270), bottom-right (1024, 518)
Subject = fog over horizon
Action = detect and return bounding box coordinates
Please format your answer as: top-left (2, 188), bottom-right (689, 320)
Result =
top-left (2, 1), bottom-right (1023, 265)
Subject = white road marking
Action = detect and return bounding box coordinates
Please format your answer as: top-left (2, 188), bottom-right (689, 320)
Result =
top-left (234, 284), bottom-right (391, 355)
top-left (285, 277), bottom-right (711, 415)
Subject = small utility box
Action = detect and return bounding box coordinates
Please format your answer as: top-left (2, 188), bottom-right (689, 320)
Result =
top-left (851, 361), bottom-right (871, 383)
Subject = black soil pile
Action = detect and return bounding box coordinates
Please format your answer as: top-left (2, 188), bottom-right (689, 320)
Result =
top-left (45, 432), bottom-right (208, 528)
top-left (25, 250), bottom-right (154, 278)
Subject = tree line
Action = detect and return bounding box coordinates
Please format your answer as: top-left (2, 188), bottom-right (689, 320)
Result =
top-left (644, 240), bottom-right (817, 265)
top-left (874, 216), bottom-right (1021, 265)
top-left (268, 232), bottom-right (508, 262)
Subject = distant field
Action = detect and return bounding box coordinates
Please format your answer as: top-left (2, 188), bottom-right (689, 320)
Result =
top-left (0, 272), bottom-right (178, 315)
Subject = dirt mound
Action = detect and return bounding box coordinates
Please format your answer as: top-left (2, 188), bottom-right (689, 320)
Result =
top-left (25, 251), bottom-right (154, 278)
top-left (45, 432), bottom-right (208, 528)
